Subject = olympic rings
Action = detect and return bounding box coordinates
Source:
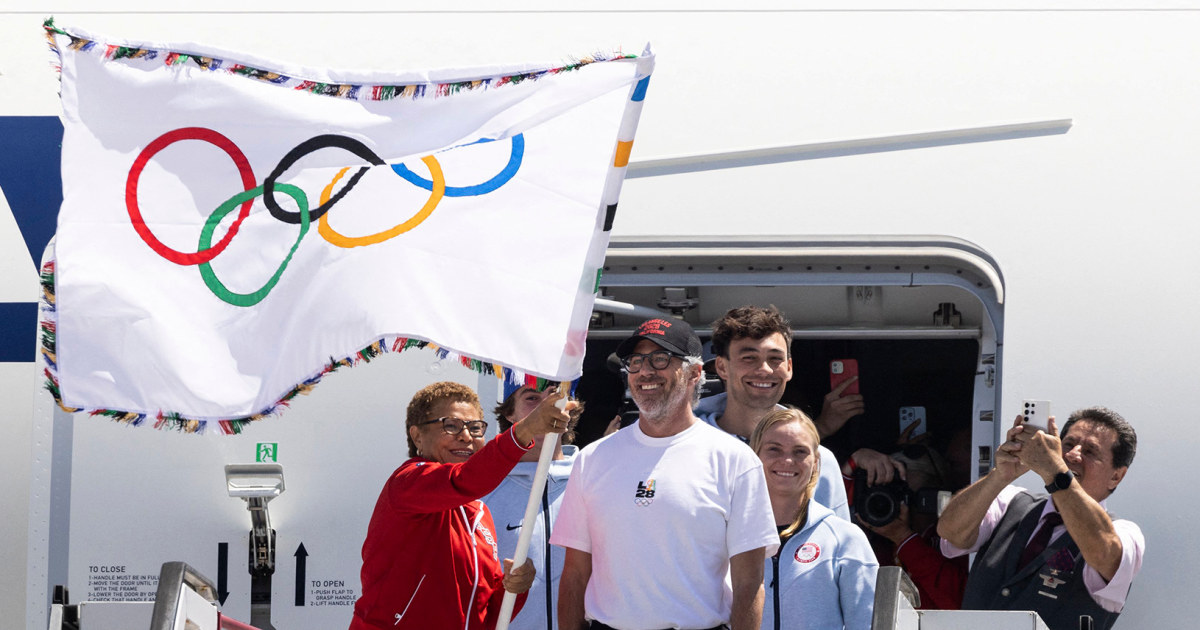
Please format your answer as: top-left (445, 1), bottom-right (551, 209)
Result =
top-left (391, 134), bottom-right (523, 196)
top-left (317, 156), bottom-right (446, 248)
top-left (262, 134), bottom-right (386, 225)
top-left (126, 127), bottom-right (523, 306)
top-left (126, 127), bottom-right (257, 266)
top-left (198, 183), bottom-right (309, 307)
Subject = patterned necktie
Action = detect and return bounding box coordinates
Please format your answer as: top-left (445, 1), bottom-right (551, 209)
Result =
top-left (1018, 511), bottom-right (1064, 570)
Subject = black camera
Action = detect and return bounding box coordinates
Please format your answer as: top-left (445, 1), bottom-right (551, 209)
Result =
top-left (853, 470), bottom-right (944, 527)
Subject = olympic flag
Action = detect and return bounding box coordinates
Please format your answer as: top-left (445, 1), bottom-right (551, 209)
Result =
top-left (43, 22), bottom-right (653, 430)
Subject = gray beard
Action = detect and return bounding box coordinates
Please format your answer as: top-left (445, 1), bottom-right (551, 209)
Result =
top-left (633, 371), bottom-right (691, 423)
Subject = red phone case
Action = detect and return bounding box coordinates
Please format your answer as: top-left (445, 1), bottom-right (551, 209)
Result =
top-left (830, 359), bottom-right (860, 395)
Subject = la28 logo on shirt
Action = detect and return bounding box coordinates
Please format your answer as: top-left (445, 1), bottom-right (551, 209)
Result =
top-left (633, 479), bottom-right (656, 506)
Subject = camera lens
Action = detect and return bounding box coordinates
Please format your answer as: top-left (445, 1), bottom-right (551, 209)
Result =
top-left (863, 490), bottom-right (899, 527)
top-left (853, 470), bottom-right (909, 527)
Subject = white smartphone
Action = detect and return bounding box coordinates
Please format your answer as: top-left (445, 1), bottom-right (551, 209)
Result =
top-left (1022, 399), bottom-right (1051, 433)
top-left (899, 406), bottom-right (927, 439)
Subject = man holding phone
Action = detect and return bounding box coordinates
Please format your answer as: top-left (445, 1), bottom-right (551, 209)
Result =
top-left (823, 358), bottom-right (907, 491)
top-left (937, 407), bottom-right (1144, 630)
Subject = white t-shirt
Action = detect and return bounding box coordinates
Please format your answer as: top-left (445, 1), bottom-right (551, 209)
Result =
top-left (550, 419), bottom-right (779, 629)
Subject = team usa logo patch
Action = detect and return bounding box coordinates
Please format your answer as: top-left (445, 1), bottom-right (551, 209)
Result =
top-left (795, 542), bottom-right (821, 563)
top-left (634, 479), bottom-right (656, 506)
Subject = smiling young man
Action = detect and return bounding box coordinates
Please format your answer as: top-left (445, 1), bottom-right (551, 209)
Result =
top-left (551, 318), bottom-right (778, 630)
top-left (694, 305), bottom-right (853, 521)
top-left (937, 407), bottom-right (1144, 630)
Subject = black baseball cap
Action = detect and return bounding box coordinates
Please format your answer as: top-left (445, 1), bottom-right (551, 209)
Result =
top-left (615, 318), bottom-right (703, 359)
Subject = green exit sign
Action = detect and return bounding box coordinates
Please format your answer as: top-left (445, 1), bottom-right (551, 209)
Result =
top-left (256, 443), bottom-right (278, 462)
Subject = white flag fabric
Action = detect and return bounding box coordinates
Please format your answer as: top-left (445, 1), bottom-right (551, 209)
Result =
top-left (42, 21), bottom-right (652, 431)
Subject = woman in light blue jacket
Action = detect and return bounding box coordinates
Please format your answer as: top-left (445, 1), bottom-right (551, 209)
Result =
top-left (751, 408), bottom-right (878, 630)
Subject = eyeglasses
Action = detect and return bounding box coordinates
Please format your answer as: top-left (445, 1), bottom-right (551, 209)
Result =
top-left (621, 350), bottom-right (681, 373)
top-left (421, 417), bottom-right (488, 437)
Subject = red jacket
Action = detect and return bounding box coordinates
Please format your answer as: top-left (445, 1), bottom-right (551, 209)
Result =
top-left (351, 428), bottom-right (532, 630)
top-left (891, 526), bottom-right (968, 610)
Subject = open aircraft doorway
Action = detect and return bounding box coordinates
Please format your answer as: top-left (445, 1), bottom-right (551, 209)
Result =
top-left (581, 235), bottom-right (1005, 494)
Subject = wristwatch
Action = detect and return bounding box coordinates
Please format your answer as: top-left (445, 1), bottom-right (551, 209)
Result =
top-left (1045, 470), bottom-right (1074, 494)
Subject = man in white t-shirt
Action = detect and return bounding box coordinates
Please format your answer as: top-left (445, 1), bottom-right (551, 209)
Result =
top-left (551, 318), bottom-right (778, 630)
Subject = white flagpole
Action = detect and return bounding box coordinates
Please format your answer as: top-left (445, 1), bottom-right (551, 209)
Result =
top-left (497, 46), bottom-right (654, 629)
top-left (495, 393), bottom-right (565, 630)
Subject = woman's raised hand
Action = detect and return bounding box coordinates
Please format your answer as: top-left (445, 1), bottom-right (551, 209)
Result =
top-left (511, 386), bottom-right (574, 446)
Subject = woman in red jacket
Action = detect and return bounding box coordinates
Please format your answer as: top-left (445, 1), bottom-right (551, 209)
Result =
top-left (351, 381), bottom-right (572, 630)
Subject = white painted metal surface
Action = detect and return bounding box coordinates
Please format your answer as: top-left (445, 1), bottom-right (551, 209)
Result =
top-left (2, 4), bottom-right (1195, 628)
top-left (918, 610), bottom-right (1052, 630)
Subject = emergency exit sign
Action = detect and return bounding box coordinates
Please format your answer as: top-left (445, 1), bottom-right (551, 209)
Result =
top-left (256, 443), bottom-right (278, 462)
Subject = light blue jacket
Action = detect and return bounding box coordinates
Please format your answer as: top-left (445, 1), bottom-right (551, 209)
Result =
top-left (694, 393), bottom-right (850, 521)
top-left (764, 499), bottom-right (878, 630)
top-left (480, 445), bottom-right (577, 630)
